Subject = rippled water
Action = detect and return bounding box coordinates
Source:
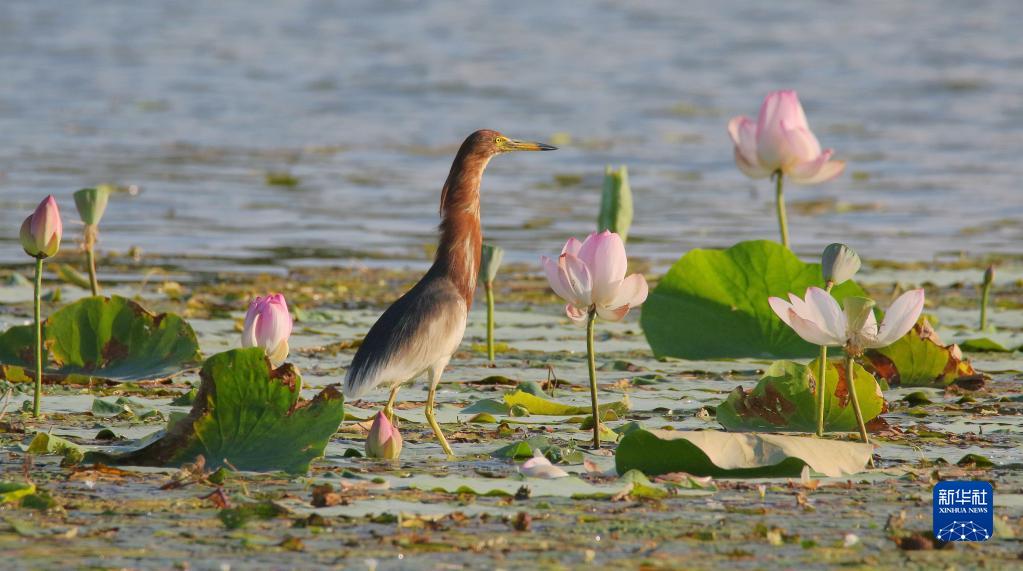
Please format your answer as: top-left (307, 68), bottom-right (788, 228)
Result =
top-left (1, 0), bottom-right (1021, 271)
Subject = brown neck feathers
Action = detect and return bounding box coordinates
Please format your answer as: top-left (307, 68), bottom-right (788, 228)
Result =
top-left (434, 146), bottom-right (490, 306)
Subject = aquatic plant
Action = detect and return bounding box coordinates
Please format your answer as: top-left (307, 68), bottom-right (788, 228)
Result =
top-left (813, 243), bottom-right (861, 436)
top-left (641, 240), bottom-right (864, 360)
top-left (479, 243), bottom-right (504, 363)
top-left (980, 265), bottom-right (994, 331)
top-left (542, 230), bottom-right (648, 448)
top-left (0, 295), bottom-right (201, 384)
top-left (241, 294), bottom-right (293, 368)
top-left (728, 90), bottom-right (845, 248)
top-left (366, 410), bottom-right (403, 459)
top-left (73, 186), bottom-right (111, 296)
top-left (598, 165), bottom-right (633, 242)
top-left (769, 287), bottom-right (924, 443)
top-left (19, 195), bottom-right (62, 417)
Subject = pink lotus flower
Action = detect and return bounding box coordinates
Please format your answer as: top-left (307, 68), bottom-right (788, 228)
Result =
top-left (20, 195), bottom-right (63, 259)
top-left (242, 293), bottom-right (293, 366)
top-left (769, 288), bottom-right (925, 352)
top-left (541, 230), bottom-right (648, 323)
top-left (365, 411), bottom-right (403, 459)
top-left (728, 90), bottom-right (845, 184)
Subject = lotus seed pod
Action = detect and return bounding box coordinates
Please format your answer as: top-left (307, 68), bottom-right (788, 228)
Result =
top-left (74, 186), bottom-right (112, 226)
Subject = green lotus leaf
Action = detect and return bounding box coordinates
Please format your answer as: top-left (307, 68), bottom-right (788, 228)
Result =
top-left (716, 358), bottom-right (885, 433)
top-left (865, 320), bottom-right (977, 388)
top-left (0, 295), bottom-right (201, 383)
top-left (958, 337), bottom-right (1012, 353)
top-left (99, 348), bottom-right (344, 474)
top-left (615, 429), bottom-right (872, 478)
top-left (0, 481), bottom-right (36, 504)
top-left (503, 390), bottom-right (629, 417)
top-left (641, 240), bottom-right (865, 359)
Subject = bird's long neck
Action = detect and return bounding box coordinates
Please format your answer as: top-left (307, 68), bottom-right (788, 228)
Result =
top-left (433, 150), bottom-right (489, 306)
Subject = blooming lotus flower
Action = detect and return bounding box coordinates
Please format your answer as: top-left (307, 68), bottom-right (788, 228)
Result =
top-left (728, 90), bottom-right (845, 184)
top-left (541, 230), bottom-right (648, 323)
top-left (519, 450), bottom-right (568, 479)
top-left (365, 411), bottom-right (403, 459)
top-left (20, 195), bottom-right (63, 259)
top-left (242, 294), bottom-right (293, 366)
top-left (769, 287), bottom-right (925, 353)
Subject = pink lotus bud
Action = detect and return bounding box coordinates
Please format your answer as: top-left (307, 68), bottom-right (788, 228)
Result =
top-left (241, 293), bottom-right (293, 367)
top-left (365, 411), bottom-right (403, 459)
top-left (20, 195), bottom-right (63, 259)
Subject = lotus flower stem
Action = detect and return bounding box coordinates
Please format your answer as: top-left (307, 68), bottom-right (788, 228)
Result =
top-left (774, 172), bottom-right (789, 249)
top-left (85, 227), bottom-right (99, 296)
top-left (844, 352), bottom-right (869, 445)
top-left (980, 266), bottom-right (993, 330)
top-left (815, 281), bottom-right (835, 437)
top-left (816, 345), bottom-right (828, 437)
top-left (32, 257), bottom-right (43, 417)
top-left (484, 281), bottom-right (496, 363)
top-left (585, 308), bottom-right (600, 449)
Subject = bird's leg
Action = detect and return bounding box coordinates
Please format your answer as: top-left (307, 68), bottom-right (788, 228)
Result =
top-left (383, 385), bottom-right (400, 422)
top-left (426, 365), bottom-right (455, 458)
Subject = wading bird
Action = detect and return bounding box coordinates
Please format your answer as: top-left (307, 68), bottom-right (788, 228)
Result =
top-left (344, 130), bottom-right (556, 456)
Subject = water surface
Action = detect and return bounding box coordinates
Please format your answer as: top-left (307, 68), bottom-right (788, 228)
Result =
top-left (1, 0), bottom-right (1021, 271)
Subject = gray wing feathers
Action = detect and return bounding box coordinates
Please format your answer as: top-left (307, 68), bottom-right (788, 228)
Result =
top-left (344, 276), bottom-right (465, 398)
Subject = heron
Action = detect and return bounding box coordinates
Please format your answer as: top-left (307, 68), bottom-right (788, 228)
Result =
top-left (344, 130), bottom-right (556, 457)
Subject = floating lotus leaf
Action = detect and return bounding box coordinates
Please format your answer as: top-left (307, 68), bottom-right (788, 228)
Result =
top-left (641, 240), bottom-right (865, 360)
top-left (615, 429), bottom-right (872, 478)
top-left (0, 295), bottom-right (201, 383)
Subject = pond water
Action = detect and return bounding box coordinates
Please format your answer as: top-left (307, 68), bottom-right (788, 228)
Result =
top-left (1, 0), bottom-right (1022, 272)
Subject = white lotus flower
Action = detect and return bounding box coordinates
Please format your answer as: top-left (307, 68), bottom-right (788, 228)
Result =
top-left (519, 450), bottom-right (569, 479)
top-left (769, 287), bottom-right (925, 352)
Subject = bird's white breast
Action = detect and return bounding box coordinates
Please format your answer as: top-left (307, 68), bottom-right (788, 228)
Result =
top-left (374, 298), bottom-right (467, 388)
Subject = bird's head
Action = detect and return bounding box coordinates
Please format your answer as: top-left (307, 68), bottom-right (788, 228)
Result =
top-left (462, 129), bottom-right (557, 157)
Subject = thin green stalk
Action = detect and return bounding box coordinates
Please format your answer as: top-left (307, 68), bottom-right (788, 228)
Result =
top-left (586, 309), bottom-right (600, 450)
top-left (816, 345), bottom-right (828, 437)
top-left (774, 172), bottom-right (789, 249)
top-left (86, 245), bottom-right (99, 296)
top-left (484, 281), bottom-right (495, 363)
top-left (845, 352), bottom-right (869, 445)
top-left (33, 257), bottom-right (43, 417)
top-left (815, 281), bottom-right (835, 437)
top-left (980, 280), bottom-right (991, 331)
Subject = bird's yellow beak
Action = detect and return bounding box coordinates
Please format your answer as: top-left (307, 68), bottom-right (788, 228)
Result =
top-left (497, 137), bottom-right (558, 152)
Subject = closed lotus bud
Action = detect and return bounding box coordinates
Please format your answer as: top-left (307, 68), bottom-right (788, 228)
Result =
top-left (821, 243), bottom-right (861, 285)
top-left (74, 186), bottom-right (112, 226)
top-left (241, 294), bottom-right (293, 367)
top-left (598, 165), bottom-right (633, 242)
top-left (365, 411), bottom-right (402, 459)
top-left (20, 195), bottom-right (63, 259)
top-left (984, 265), bottom-right (994, 285)
top-left (480, 243), bottom-right (504, 284)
